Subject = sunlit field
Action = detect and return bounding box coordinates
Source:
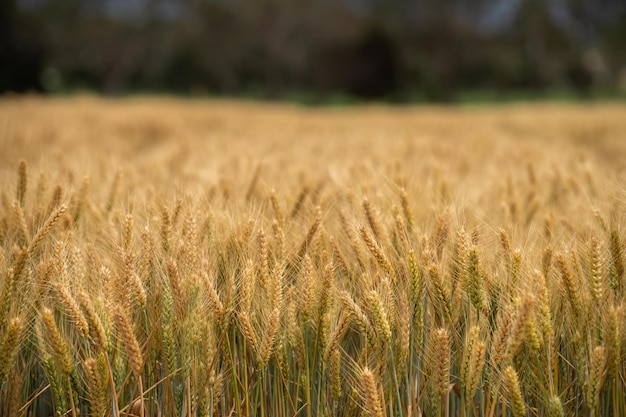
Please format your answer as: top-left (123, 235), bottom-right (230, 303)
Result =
top-left (1, 96), bottom-right (626, 417)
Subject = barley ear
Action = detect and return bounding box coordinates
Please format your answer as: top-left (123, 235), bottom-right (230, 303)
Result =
top-left (105, 168), bottom-right (121, 215)
top-left (40, 307), bottom-right (73, 376)
top-left (202, 271), bottom-right (224, 323)
top-left (431, 328), bottom-right (450, 397)
top-left (366, 289), bottom-right (391, 346)
top-left (408, 250), bottom-right (424, 345)
top-left (257, 307), bottom-right (280, 368)
top-left (542, 246), bottom-right (553, 278)
top-left (359, 368), bottom-right (385, 417)
top-left (29, 204), bottom-right (67, 253)
top-left (466, 340), bottom-right (487, 399)
top-left (547, 396), bottom-right (565, 417)
top-left (339, 290), bottom-right (375, 349)
top-left (505, 294), bottom-right (534, 362)
top-left (42, 355), bottom-right (67, 417)
top-left (298, 206), bottom-right (322, 257)
top-left (609, 229), bottom-right (624, 293)
top-left (73, 176), bottom-right (90, 223)
top-left (329, 348), bottom-right (342, 401)
top-left (290, 186), bottom-right (309, 218)
top-left (363, 198), bottom-right (385, 245)
top-left (432, 212), bottom-right (449, 260)
top-left (585, 346), bottom-right (606, 412)
top-left (466, 246), bottom-right (485, 312)
top-left (257, 231), bottom-right (269, 288)
top-left (78, 291), bottom-right (108, 352)
top-left (556, 253), bottom-right (581, 317)
top-left (605, 305), bottom-right (623, 378)
top-left (13, 200), bottom-right (30, 246)
top-left (460, 325), bottom-right (479, 386)
top-left (6, 365), bottom-right (24, 417)
top-left (427, 265), bottom-right (451, 326)
top-left (245, 163), bottom-right (262, 201)
top-left (269, 188), bottom-right (284, 226)
top-left (360, 226), bottom-right (393, 278)
top-left (588, 237), bottom-right (605, 307)
top-left (122, 214), bottom-right (133, 250)
top-left (533, 269), bottom-right (553, 339)
top-left (113, 306), bottom-right (143, 377)
top-left (83, 357), bottom-right (107, 417)
top-left (324, 314), bottom-right (350, 362)
top-left (399, 187), bottom-right (414, 233)
top-left (160, 205), bottom-right (171, 253)
top-left (16, 159), bottom-right (27, 207)
top-left (299, 254), bottom-right (314, 322)
top-left (238, 311), bottom-right (259, 357)
top-left (490, 308), bottom-right (512, 368)
top-left (239, 259), bottom-right (254, 313)
top-left (55, 283), bottom-right (90, 338)
top-left (0, 317), bottom-right (23, 381)
top-left (503, 365), bottom-right (526, 417)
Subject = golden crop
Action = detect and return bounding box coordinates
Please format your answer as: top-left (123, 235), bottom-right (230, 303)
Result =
top-left (1, 96), bottom-right (626, 417)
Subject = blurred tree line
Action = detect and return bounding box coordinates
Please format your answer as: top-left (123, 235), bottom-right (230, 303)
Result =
top-left (1, 0), bottom-right (625, 101)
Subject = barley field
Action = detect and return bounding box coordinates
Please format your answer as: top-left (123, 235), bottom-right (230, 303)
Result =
top-left (1, 96), bottom-right (626, 417)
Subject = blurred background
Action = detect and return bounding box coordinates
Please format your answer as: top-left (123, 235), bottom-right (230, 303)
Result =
top-left (2, 0), bottom-right (626, 102)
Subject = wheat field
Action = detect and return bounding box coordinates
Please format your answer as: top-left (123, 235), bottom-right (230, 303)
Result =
top-left (1, 96), bottom-right (626, 417)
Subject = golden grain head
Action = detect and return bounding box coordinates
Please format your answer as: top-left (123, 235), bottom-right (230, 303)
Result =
top-left (1, 99), bottom-right (626, 416)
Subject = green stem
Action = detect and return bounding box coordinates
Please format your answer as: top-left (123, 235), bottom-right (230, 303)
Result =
top-left (388, 345), bottom-right (403, 417)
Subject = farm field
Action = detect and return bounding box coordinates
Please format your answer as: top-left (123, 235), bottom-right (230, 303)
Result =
top-left (1, 96), bottom-right (626, 417)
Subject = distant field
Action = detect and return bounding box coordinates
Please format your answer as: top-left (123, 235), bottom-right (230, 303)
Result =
top-left (1, 97), bottom-right (626, 417)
